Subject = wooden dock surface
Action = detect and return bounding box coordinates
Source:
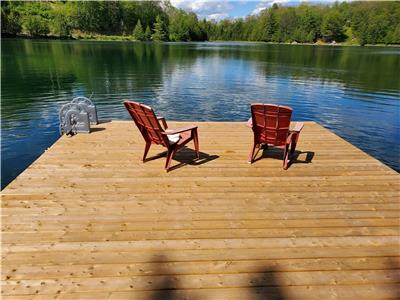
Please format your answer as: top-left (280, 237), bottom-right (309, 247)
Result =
top-left (2, 121), bottom-right (399, 299)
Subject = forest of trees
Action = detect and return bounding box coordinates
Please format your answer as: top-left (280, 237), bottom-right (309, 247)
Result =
top-left (1, 1), bottom-right (400, 45)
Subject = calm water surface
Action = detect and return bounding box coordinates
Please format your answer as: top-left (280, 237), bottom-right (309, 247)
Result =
top-left (2, 39), bottom-right (400, 188)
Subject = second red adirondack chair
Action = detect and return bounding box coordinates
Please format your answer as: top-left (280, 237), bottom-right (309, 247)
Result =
top-left (124, 101), bottom-right (199, 172)
top-left (247, 103), bottom-right (304, 169)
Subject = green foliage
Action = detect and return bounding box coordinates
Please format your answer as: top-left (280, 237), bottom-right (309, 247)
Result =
top-left (25, 15), bottom-right (49, 37)
top-left (1, 1), bottom-right (399, 45)
top-left (278, 8), bottom-right (298, 42)
top-left (152, 15), bottom-right (166, 41)
top-left (169, 9), bottom-right (205, 41)
top-left (76, 1), bottom-right (122, 34)
top-left (52, 6), bottom-right (74, 38)
top-left (385, 24), bottom-right (400, 44)
top-left (207, 2), bottom-right (399, 45)
top-left (133, 20), bottom-right (145, 41)
top-left (348, 2), bottom-right (399, 45)
top-left (296, 5), bottom-right (322, 42)
top-left (120, 1), bottom-right (139, 34)
top-left (75, 1), bottom-right (164, 35)
top-left (145, 25), bottom-right (152, 41)
top-left (169, 10), bottom-right (190, 41)
top-left (2, 10), bottom-right (22, 35)
top-left (321, 11), bottom-right (344, 42)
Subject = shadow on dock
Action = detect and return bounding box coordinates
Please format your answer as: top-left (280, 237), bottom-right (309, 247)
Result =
top-left (248, 266), bottom-right (287, 300)
top-left (254, 146), bottom-right (314, 168)
top-left (90, 127), bottom-right (106, 132)
top-left (386, 257), bottom-right (400, 300)
top-left (146, 254), bottom-right (287, 300)
top-left (143, 255), bottom-right (400, 300)
top-left (148, 255), bottom-right (177, 300)
top-left (144, 147), bottom-right (219, 171)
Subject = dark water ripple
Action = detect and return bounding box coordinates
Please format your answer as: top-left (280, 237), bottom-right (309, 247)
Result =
top-left (1, 40), bottom-right (399, 189)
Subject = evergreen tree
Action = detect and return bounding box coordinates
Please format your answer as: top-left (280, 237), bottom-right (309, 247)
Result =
top-left (169, 10), bottom-right (189, 41)
top-left (265, 11), bottom-right (278, 41)
top-left (321, 11), bottom-right (344, 42)
top-left (1, 1), bottom-right (399, 45)
top-left (152, 15), bottom-right (166, 41)
top-left (277, 8), bottom-right (298, 42)
top-left (133, 19), bottom-right (144, 41)
top-left (297, 5), bottom-right (321, 42)
top-left (144, 25), bottom-right (152, 40)
top-left (168, 10), bottom-right (204, 41)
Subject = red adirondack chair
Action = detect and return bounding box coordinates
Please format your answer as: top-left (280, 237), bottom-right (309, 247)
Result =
top-left (124, 101), bottom-right (199, 171)
top-left (247, 103), bottom-right (304, 169)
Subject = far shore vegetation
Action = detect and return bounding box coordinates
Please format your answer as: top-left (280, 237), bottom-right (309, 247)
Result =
top-left (2, 1), bottom-right (400, 46)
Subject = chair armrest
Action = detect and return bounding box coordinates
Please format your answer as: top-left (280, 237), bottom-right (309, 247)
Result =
top-left (162, 125), bottom-right (197, 135)
top-left (157, 117), bottom-right (168, 129)
top-left (246, 118), bottom-right (253, 128)
top-left (290, 122), bottom-right (304, 133)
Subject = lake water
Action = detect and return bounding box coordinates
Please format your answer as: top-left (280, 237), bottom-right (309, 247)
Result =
top-left (1, 39), bottom-right (399, 188)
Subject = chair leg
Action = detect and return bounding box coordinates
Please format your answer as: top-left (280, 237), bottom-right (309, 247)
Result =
top-left (248, 143), bottom-right (258, 164)
top-left (165, 148), bottom-right (176, 171)
top-left (290, 141), bottom-right (297, 156)
top-left (290, 133), bottom-right (298, 155)
top-left (283, 144), bottom-right (290, 170)
top-left (193, 128), bottom-right (200, 159)
top-left (143, 141), bottom-right (151, 162)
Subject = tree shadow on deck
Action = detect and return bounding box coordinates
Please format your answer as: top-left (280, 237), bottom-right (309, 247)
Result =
top-left (386, 257), bottom-right (400, 300)
top-left (141, 254), bottom-right (287, 300)
top-left (140, 256), bottom-right (400, 300)
top-left (144, 147), bottom-right (219, 172)
top-left (248, 266), bottom-right (287, 300)
top-left (147, 255), bottom-right (178, 300)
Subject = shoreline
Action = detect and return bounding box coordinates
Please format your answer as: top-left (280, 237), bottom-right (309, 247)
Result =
top-left (2, 35), bottom-right (399, 47)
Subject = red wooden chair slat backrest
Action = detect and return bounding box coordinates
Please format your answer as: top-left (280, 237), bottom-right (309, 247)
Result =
top-left (124, 100), bottom-right (200, 171)
top-left (124, 101), bottom-right (168, 147)
top-left (251, 103), bottom-right (292, 146)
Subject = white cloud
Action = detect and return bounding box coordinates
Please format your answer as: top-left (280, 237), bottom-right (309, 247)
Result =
top-left (172, 0), bottom-right (343, 20)
top-left (250, 0), bottom-right (347, 15)
top-left (251, 6), bottom-right (266, 15)
top-left (251, 0), bottom-right (290, 15)
top-left (171, 0), bottom-right (234, 20)
top-left (206, 13), bottom-right (230, 21)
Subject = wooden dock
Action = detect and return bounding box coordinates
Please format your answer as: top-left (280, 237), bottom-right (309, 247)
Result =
top-left (2, 121), bottom-right (399, 299)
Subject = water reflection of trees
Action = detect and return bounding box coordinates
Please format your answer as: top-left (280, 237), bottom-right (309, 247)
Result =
top-left (2, 40), bottom-right (399, 117)
top-left (189, 44), bottom-right (400, 92)
top-left (1, 41), bottom-right (199, 116)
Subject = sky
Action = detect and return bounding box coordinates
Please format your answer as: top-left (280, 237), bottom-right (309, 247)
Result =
top-left (170, 0), bottom-right (340, 21)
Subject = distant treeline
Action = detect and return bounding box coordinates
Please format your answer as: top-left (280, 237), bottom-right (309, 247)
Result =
top-left (2, 1), bottom-right (400, 45)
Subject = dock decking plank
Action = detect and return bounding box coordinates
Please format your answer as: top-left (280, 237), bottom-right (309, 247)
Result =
top-left (2, 121), bottom-right (399, 299)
